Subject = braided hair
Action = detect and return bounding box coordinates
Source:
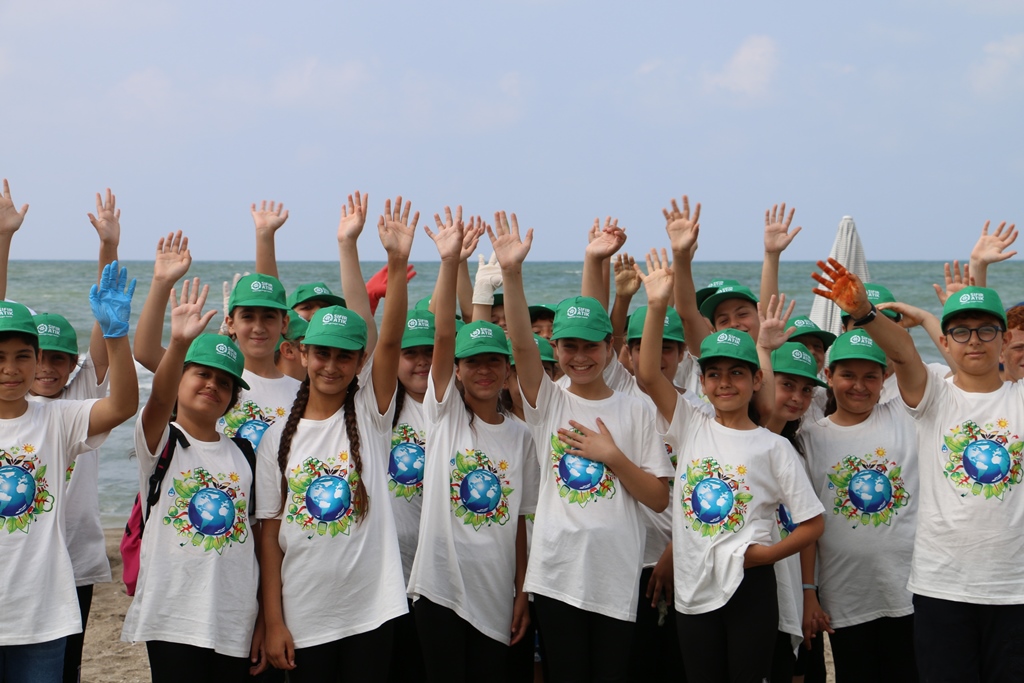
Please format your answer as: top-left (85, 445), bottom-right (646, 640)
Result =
top-left (274, 376), bottom-right (310, 517)
top-left (392, 382), bottom-right (407, 430)
top-left (343, 375), bottom-right (368, 520)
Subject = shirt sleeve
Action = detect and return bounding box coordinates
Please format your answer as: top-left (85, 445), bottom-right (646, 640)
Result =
top-left (772, 438), bottom-right (824, 524)
top-left (59, 399), bottom-right (105, 460)
top-left (358, 370), bottom-right (396, 436)
top-left (518, 429), bottom-right (540, 516)
top-left (522, 372), bottom-right (560, 428)
top-left (657, 391), bottom-right (699, 455)
top-left (425, 372), bottom-right (459, 425)
top-left (254, 423), bottom-right (285, 520)
top-left (635, 400), bottom-right (674, 478)
top-left (65, 353), bottom-right (108, 401)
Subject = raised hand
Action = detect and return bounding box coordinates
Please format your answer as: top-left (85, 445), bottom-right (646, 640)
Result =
top-left (424, 206), bottom-right (465, 261)
top-left (153, 231), bottom-right (192, 285)
top-left (764, 202), bottom-right (801, 254)
top-left (377, 196), bottom-right (418, 258)
top-left (169, 277), bottom-right (217, 344)
top-left (812, 258), bottom-right (869, 317)
top-left (461, 216), bottom-right (486, 261)
top-left (664, 195), bottom-right (700, 256)
top-left (0, 179), bottom-right (29, 236)
top-left (557, 419), bottom-right (623, 469)
top-left (88, 188), bottom-right (121, 245)
top-left (757, 294), bottom-right (796, 351)
top-left (932, 260), bottom-right (974, 306)
top-left (488, 211), bottom-right (534, 270)
top-left (971, 220), bottom-right (1018, 266)
top-left (90, 260), bottom-right (137, 338)
top-left (337, 191), bottom-right (369, 243)
top-left (635, 248), bottom-right (674, 305)
top-left (877, 301), bottom-right (926, 330)
top-left (613, 252), bottom-right (641, 298)
top-left (584, 217), bottom-right (627, 260)
top-left (251, 200), bottom-right (289, 236)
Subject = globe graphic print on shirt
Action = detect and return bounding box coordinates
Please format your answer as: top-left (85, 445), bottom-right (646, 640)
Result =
top-left (847, 470), bottom-right (893, 514)
top-left (0, 465), bottom-right (34, 517)
top-left (306, 475), bottom-right (352, 522)
top-left (558, 454), bottom-right (605, 491)
top-left (691, 477), bottom-right (734, 525)
top-left (460, 469), bottom-right (501, 514)
top-left (187, 488), bottom-right (235, 536)
top-left (962, 440), bottom-right (1010, 485)
top-left (777, 504), bottom-right (798, 535)
top-left (236, 420), bottom-right (270, 449)
top-left (389, 442), bottom-right (425, 487)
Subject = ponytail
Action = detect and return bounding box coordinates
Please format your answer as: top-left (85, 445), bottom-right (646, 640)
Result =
top-left (343, 375), bottom-right (369, 521)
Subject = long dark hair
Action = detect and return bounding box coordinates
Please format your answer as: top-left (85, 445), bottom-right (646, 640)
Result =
top-left (274, 374), bottom-right (368, 521)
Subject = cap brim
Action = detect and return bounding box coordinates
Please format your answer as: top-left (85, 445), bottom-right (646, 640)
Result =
top-left (697, 350), bottom-right (760, 369)
top-left (230, 298), bottom-right (290, 311)
top-left (401, 333), bottom-right (436, 349)
top-left (292, 294), bottom-right (346, 309)
top-left (455, 343), bottom-right (511, 359)
top-left (699, 292), bottom-right (758, 320)
top-left (301, 333), bottom-right (366, 350)
top-left (791, 330), bottom-right (837, 349)
top-left (551, 326), bottom-right (609, 342)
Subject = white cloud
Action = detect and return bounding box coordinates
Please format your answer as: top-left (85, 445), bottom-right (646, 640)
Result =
top-left (703, 35), bottom-right (778, 99)
top-left (970, 34), bottom-right (1024, 95)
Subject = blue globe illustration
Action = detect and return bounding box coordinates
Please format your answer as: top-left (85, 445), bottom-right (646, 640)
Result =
top-left (236, 420), bottom-right (269, 449)
top-left (778, 504), bottom-right (798, 533)
top-left (389, 442), bottom-right (425, 486)
top-left (691, 478), bottom-right (734, 525)
top-left (962, 439), bottom-right (1010, 484)
top-left (187, 488), bottom-right (235, 536)
top-left (460, 469), bottom-right (502, 514)
top-left (558, 454), bottom-right (605, 491)
top-left (305, 475), bottom-right (351, 522)
top-left (847, 470), bottom-right (893, 513)
top-left (0, 465), bottom-right (35, 517)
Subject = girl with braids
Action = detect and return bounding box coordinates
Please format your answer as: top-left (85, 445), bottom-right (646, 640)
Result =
top-left (255, 197), bottom-right (415, 681)
top-left (407, 207), bottom-right (537, 682)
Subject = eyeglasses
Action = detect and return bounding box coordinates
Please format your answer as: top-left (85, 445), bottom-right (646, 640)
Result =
top-left (946, 325), bottom-right (1005, 343)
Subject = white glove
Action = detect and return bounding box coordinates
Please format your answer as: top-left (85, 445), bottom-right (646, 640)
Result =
top-left (473, 253), bottom-right (503, 305)
top-left (219, 272), bottom-right (248, 334)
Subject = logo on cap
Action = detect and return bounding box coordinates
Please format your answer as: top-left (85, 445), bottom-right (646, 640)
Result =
top-left (321, 313), bottom-right (348, 326)
top-left (791, 348), bottom-right (813, 364)
top-left (867, 289), bottom-right (880, 298)
top-left (0, 307), bottom-right (14, 318)
top-left (848, 334), bottom-right (874, 347)
top-left (566, 306), bottom-right (590, 320)
top-left (794, 319), bottom-right (813, 327)
top-left (36, 323), bottom-right (61, 337)
top-left (663, 316), bottom-right (671, 327)
top-left (407, 318), bottom-right (431, 330)
top-left (716, 332), bottom-right (742, 346)
top-left (959, 292), bottom-right (985, 304)
top-left (470, 327), bottom-right (494, 339)
top-left (718, 286), bottom-right (735, 293)
top-left (707, 280), bottom-right (724, 288)
top-left (313, 286), bottom-right (329, 295)
top-left (250, 280), bottom-right (275, 293)
top-left (215, 343), bottom-right (238, 361)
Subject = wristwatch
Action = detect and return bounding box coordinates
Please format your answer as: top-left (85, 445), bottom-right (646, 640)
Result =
top-left (851, 304), bottom-right (877, 327)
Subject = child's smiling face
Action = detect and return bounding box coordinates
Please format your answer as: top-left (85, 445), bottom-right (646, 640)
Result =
top-left (32, 350), bottom-right (76, 398)
top-left (0, 336), bottom-right (38, 408)
top-left (227, 307), bottom-right (286, 360)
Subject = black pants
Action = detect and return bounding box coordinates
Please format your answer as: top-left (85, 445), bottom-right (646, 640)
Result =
top-left (914, 594), bottom-right (1024, 682)
top-left (289, 620), bottom-right (395, 683)
top-left (829, 614), bottom-right (916, 683)
top-left (414, 597), bottom-right (509, 683)
top-left (62, 585), bottom-right (93, 683)
top-left (676, 565), bottom-right (778, 683)
top-left (532, 594), bottom-right (634, 682)
top-left (794, 625), bottom-right (826, 682)
top-left (507, 600), bottom-right (539, 682)
top-left (388, 600), bottom-right (423, 682)
top-left (770, 630), bottom-right (794, 683)
top-left (628, 567), bottom-right (685, 681)
top-left (146, 641), bottom-right (250, 683)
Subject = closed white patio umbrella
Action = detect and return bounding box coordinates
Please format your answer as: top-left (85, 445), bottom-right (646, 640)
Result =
top-left (809, 215), bottom-right (871, 337)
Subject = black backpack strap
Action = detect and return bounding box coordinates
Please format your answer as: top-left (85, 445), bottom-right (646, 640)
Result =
top-left (144, 424), bottom-right (190, 522)
top-left (230, 436), bottom-right (258, 515)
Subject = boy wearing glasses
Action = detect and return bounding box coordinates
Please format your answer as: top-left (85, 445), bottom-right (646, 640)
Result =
top-left (813, 261), bottom-right (1024, 683)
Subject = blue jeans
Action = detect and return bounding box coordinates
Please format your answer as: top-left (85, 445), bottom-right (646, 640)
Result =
top-left (0, 637), bottom-right (67, 683)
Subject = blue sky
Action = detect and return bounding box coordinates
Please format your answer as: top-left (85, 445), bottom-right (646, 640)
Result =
top-left (1, 1), bottom-right (1021, 264)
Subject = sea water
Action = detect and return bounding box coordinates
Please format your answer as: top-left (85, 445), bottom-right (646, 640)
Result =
top-left (9, 259), bottom-right (1024, 526)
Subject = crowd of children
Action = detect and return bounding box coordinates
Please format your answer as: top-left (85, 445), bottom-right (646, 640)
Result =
top-left (0, 176), bottom-right (1021, 683)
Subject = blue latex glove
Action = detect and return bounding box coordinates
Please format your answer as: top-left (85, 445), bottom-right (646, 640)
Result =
top-left (90, 260), bottom-right (136, 338)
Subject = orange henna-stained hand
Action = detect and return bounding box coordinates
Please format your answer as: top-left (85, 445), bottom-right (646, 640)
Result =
top-left (811, 257), bottom-right (870, 316)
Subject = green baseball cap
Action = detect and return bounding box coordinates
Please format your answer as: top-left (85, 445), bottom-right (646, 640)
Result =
top-left (941, 286), bottom-right (1007, 330)
top-left (228, 273), bottom-right (289, 312)
top-left (828, 331), bottom-right (887, 367)
top-left (455, 321), bottom-right (510, 359)
top-left (276, 316), bottom-right (309, 351)
top-left (184, 334), bottom-right (250, 390)
top-left (788, 315), bottom-right (837, 350)
top-left (551, 296), bottom-right (613, 342)
top-left (287, 282), bottom-right (346, 310)
top-left (33, 313), bottom-right (78, 355)
top-left (771, 342), bottom-right (827, 387)
top-left (492, 293), bottom-right (504, 307)
top-left (528, 304), bottom-right (556, 321)
top-left (699, 285), bottom-right (759, 321)
top-left (0, 302), bottom-right (38, 338)
top-left (698, 328), bottom-right (760, 369)
top-left (413, 295), bottom-right (461, 321)
top-left (840, 283), bottom-right (899, 322)
top-left (302, 306), bottom-right (368, 351)
top-left (626, 306), bottom-right (685, 343)
top-left (402, 310), bottom-right (436, 349)
top-left (696, 279), bottom-right (743, 308)
top-left (510, 333), bottom-right (555, 365)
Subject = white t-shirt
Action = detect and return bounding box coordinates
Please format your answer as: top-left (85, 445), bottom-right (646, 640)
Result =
top-left (218, 370), bottom-right (301, 452)
top-left (121, 420), bottom-right (259, 657)
top-left (27, 355), bottom-right (111, 587)
top-left (659, 394), bottom-right (823, 615)
top-left (388, 395), bottom-right (428, 586)
top-left (673, 351), bottom-right (702, 398)
top-left (255, 378), bottom-right (407, 648)
top-left (408, 373), bottom-right (538, 644)
top-left (903, 373), bottom-right (1024, 604)
top-left (0, 399), bottom-right (102, 645)
top-left (521, 374), bottom-right (672, 621)
top-left (799, 403), bottom-right (917, 627)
